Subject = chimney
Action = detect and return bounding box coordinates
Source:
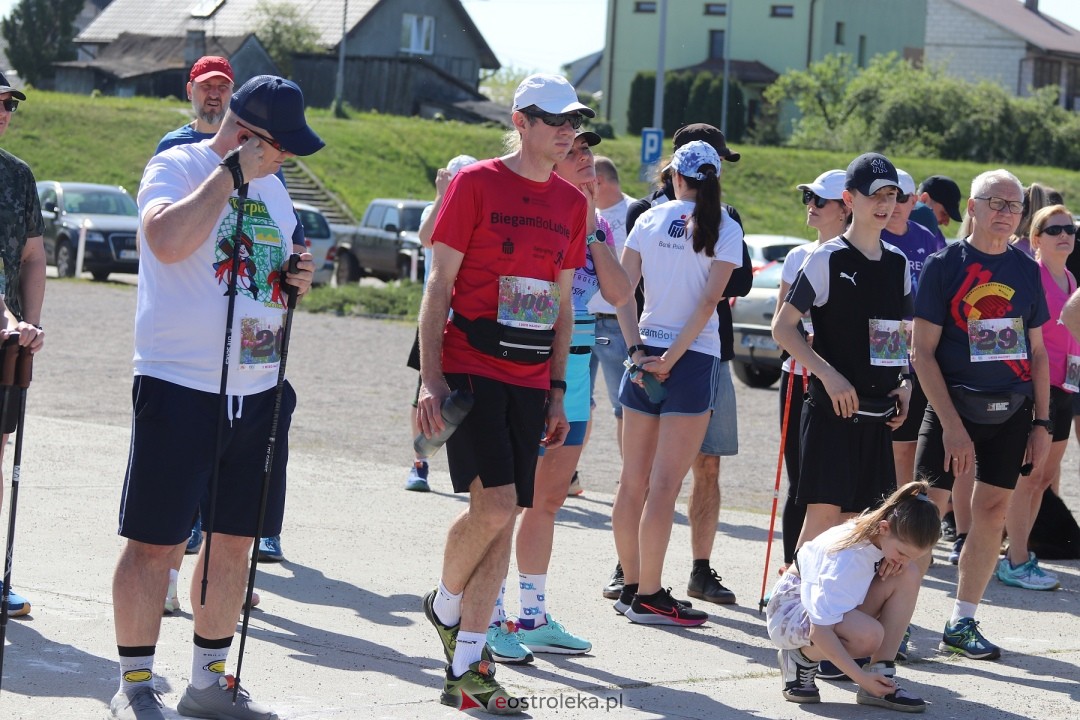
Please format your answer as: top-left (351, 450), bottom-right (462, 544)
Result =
top-left (185, 29), bottom-right (207, 67)
top-left (1025, 0), bottom-right (1039, 12)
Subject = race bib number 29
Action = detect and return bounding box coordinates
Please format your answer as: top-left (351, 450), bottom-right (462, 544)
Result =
top-left (968, 318), bottom-right (1027, 363)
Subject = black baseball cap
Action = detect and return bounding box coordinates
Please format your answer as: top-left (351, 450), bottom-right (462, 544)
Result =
top-left (845, 152), bottom-right (900, 196)
top-left (230, 75), bottom-right (324, 157)
top-left (575, 129), bottom-right (601, 147)
top-left (672, 123), bottom-right (740, 162)
top-left (918, 175), bottom-right (963, 222)
top-left (0, 72), bottom-right (26, 101)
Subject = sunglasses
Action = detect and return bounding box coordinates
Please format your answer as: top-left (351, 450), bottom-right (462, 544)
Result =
top-left (1, 99), bottom-right (18, 112)
top-left (976, 196), bottom-right (1024, 214)
top-left (1038, 224), bottom-right (1078, 236)
top-left (801, 190), bottom-right (832, 208)
top-left (520, 108), bottom-right (585, 130)
top-left (236, 121), bottom-right (287, 153)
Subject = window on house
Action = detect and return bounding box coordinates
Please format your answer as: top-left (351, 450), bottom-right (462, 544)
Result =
top-left (709, 29), bottom-right (725, 60)
top-left (770, 5), bottom-right (794, 17)
top-left (1034, 58), bottom-right (1062, 91)
top-left (190, 0), bottom-right (225, 18)
top-left (835, 22), bottom-right (845, 45)
top-left (400, 13), bottom-right (435, 55)
top-left (705, 3), bottom-right (727, 15)
top-left (635, 2), bottom-right (657, 12)
top-left (858, 35), bottom-right (867, 67)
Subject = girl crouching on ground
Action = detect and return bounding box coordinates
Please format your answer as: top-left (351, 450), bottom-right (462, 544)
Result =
top-left (766, 481), bottom-right (941, 712)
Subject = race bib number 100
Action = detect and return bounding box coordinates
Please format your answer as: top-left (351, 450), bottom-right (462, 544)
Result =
top-left (869, 318), bottom-right (908, 367)
top-left (497, 276), bottom-right (560, 330)
top-left (968, 318), bottom-right (1027, 362)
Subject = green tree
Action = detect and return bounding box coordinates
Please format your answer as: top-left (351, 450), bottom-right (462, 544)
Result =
top-left (254, 0), bottom-right (322, 78)
top-left (479, 65), bottom-right (531, 107)
top-left (626, 71), bottom-right (655, 135)
top-left (763, 52), bottom-right (858, 147)
top-left (1, 0), bottom-right (83, 87)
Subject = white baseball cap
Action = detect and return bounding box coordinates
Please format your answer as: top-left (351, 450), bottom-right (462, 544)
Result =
top-left (446, 155), bottom-right (478, 178)
top-left (797, 169), bottom-right (846, 200)
top-left (895, 168), bottom-right (917, 196)
top-left (512, 74), bottom-right (595, 117)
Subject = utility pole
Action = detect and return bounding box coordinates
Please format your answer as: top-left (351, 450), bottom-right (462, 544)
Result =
top-left (651, 0), bottom-right (667, 131)
top-left (721, 1), bottom-right (732, 134)
top-left (334, 0), bottom-right (348, 114)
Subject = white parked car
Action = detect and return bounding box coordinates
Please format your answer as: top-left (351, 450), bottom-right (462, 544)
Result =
top-left (294, 202), bottom-right (336, 286)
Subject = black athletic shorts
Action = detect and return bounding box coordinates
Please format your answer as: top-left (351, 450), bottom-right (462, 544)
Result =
top-left (407, 328), bottom-right (421, 371)
top-left (118, 375), bottom-right (293, 545)
top-left (914, 397), bottom-right (1033, 492)
top-left (1049, 386), bottom-right (1074, 443)
top-left (444, 373), bottom-right (548, 508)
top-left (796, 396), bottom-right (897, 513)
top-left (892, 373), bottom-right (928, 443)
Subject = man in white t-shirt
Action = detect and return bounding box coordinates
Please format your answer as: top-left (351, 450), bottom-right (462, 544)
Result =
top-left (587, 155), bottom-right (635, 455)
top-left (107, 75), bottom-right (323, 720)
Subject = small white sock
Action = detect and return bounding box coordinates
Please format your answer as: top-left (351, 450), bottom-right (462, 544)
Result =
top-left (950, 601), bottom-right (978, 625)
top-left (518, 572), bottom-right (547, 630)
top-left (451, 631), bottom-right (486, 676)
top-left (433, 581), bottom-right (462, 627)
top-left (118, 652), bottom-right (155, 695)
top-left (190, 636), bottom-right (230, 690)
top-left (489, 581), bottom-right (507, 628)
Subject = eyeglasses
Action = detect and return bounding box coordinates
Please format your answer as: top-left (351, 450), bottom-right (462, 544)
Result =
top-left (520, 108), bottom-right (585, 130)
top-left (801, 190), bottom-right (832, 208)
top-left (1, 99), bottom-right (18, 112)
top-left (975, 196), bottom-right (1024, 214)
top-left (236, 121), bottom-right (287, 153)
top-left (1038, 224), bottom-right (1078, 236)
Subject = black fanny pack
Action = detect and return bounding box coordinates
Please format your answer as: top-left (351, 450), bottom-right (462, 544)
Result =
top-left (947, 386), bottom-right (1028, 424)
top-left (452, 313), bottom-right (555, 364)
top-left (807, 380), bottom-right (898, 424)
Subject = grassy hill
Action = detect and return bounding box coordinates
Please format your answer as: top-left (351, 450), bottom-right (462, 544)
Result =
top-left (7, 90), bottom-right (1080, 240)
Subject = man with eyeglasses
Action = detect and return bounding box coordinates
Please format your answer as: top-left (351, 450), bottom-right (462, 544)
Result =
top-left (155, 56), bottom-right (299, 571)
top-left (108, 75), bottom-right (322, 720)
top-left (0, 71), bottom-right (47, 619)
top-left (416, 73), bottom-right (587, 713)
top-left (912, 169), bottom-right (1051, 662)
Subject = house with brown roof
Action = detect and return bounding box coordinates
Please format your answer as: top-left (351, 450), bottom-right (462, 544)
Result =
top-left (925, 0), bottom-right (1080, 109)
top-left (62, 0), bottom-right (500, 121)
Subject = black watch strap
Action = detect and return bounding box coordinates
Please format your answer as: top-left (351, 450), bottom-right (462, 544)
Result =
top-left (220, 148), bottom-right (245, 190)
top-left (1032, 418), bottom-right (1052, 430)
top-left (627, 344), bottom-right (645, 358)
top-left (550, 379), bottom-right (567, 392)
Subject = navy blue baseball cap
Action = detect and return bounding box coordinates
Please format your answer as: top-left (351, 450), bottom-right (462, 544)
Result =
top-left (230, 75), bottom-right (324, 157)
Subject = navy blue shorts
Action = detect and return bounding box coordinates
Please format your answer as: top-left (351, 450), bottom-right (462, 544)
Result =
top-left (118, 375), bottom-right (294, 545)
top-left (619, 346), bottom-right (720, 417)
top-left (444, 373), bottom-right (548, 508)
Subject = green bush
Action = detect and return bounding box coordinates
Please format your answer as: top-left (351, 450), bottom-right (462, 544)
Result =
top-left (302, 282), bottom-right (423, 319)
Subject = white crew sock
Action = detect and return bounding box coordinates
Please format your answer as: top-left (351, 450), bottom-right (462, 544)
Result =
top-left (451, 631), bottom-right (486, 676)
top-left (518, 572), bottom-right (547, 630)
top-left (433, 580), bottom-right (462, 627)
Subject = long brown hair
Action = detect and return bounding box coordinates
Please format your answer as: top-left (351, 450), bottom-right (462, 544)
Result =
top-left (831, 481), bottom-right (941, 553)
top-left (681, 166), bottom-right (722, 257)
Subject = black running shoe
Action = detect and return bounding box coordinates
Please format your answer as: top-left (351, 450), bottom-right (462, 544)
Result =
top-left (602, 563), bottom-right (624, 600)
top-left (687, 566), bottom-right (737, 605)
top-left (625, 588), bottom-right (708, 626)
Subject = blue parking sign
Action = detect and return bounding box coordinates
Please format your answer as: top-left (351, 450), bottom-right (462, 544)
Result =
top-left (641, 127), bottom-right (663, 165)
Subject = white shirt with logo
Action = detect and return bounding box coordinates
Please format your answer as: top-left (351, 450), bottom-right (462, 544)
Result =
top-left (136, 141), bottom-right (296, 395)
top-left (625, 198), bottom-right (743, 358)
top-left (589, 193), bottom-right (634, 315)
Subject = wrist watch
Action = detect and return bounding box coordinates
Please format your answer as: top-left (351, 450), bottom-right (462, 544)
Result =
top-left (1032, 418), bottom-right (1052, 431)
top-left (586, 229), bottom-right (606, 246)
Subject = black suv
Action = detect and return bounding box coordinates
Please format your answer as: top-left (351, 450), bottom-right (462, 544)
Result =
top-left (37, 181), bottom-right (140, 281)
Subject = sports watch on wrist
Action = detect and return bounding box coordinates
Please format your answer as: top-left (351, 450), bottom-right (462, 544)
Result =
top-left (586, 229), bottom-right (606, 246)
top-left (1032, 418), bottom-right (1052, 431)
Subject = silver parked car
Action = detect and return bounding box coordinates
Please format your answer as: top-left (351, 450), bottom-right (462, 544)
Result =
top-left (294, 202), bottom-right (335, 286)
top-left (731, 259), bottom-right (786, 388)
top-left (744, 233), bottom-right (809, 270)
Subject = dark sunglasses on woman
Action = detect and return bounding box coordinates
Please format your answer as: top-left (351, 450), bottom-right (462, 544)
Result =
top-left (1039, 224), bottom-right (1078, 236)
top-left (801, 190), bottom-right (832, 208)
top-left (1, 99), bottom-right (18, 112)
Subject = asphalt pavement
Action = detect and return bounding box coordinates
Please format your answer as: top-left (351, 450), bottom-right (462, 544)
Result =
top-left (0, 278), bottom-right (1076, 718)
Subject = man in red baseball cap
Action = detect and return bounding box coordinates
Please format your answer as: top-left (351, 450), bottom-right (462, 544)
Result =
top-left (156, 56), bottom-right (235, 152)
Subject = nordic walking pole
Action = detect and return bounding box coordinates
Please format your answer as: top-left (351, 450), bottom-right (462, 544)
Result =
top-left (201, 183), bottom-right (249, 607)
top-left (233, 252), bottom-right (301, 702)
top-left (758, 366), bottom-right (797, 614)
top-left (0, 335), bottom-right (32, 689)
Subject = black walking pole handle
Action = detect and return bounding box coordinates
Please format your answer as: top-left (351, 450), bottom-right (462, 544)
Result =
top-left (0, 333), bottom-right (19, 387)
top-left (284, 253), bottom-right (301, 309)
top-left (15, 345), bottom-right (33, 390)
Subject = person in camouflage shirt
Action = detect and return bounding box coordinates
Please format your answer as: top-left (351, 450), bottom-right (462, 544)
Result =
top-left (0, 71), bottom-right (46, 618)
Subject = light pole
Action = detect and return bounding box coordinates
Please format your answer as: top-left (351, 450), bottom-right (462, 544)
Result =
top-left (334, 0), bottom-right (348, 115)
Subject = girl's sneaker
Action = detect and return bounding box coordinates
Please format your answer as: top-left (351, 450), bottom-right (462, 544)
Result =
top-left (778, 648), bottom-right (820, 703)
top-left (855, 661), bottom-right (925, 713)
